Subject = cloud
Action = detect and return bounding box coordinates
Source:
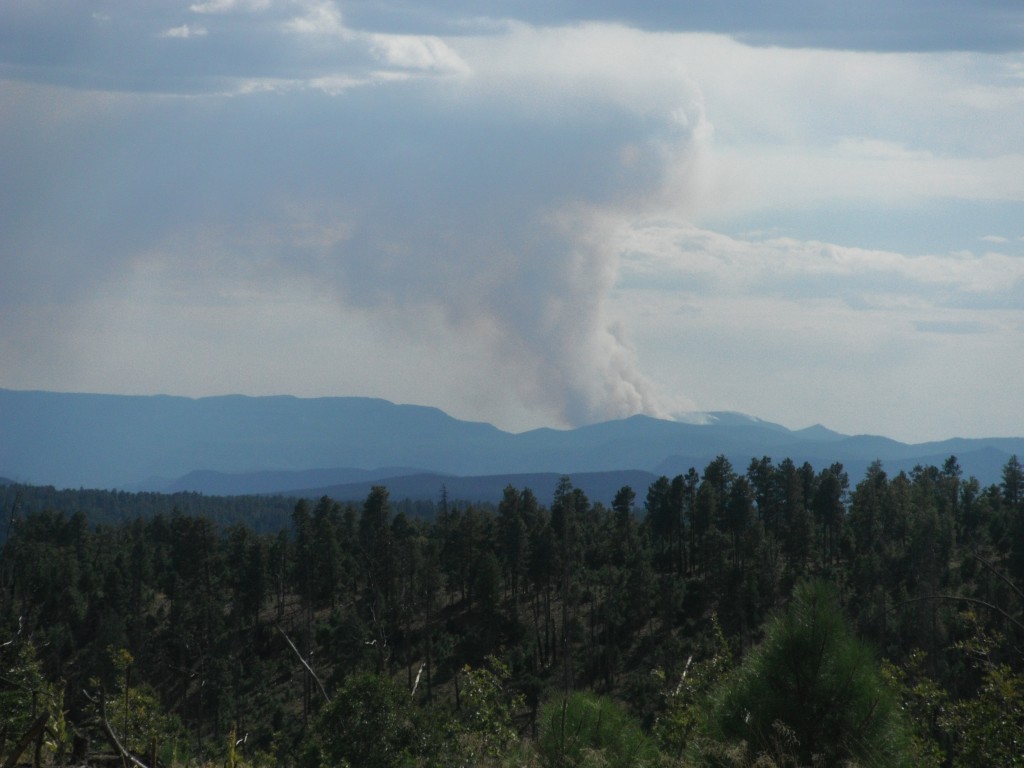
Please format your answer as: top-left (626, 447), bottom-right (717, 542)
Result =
top-left (283, 0), bottom-right (349, 36)
top-left (159, 24), bottom-right (208, 39)
top-left (615, 221), bottom-right (1024, 305)
top-left (367, 32), bottom-right (469, 72)
top-left (189, 0), bottom-right (271, 13)
top-left (0, 21), bottom-right (711, 427)
top-left (606, 212), bottom-right (1024, 440)
top-left (280, 2), bottom-right (469, 75)
top-left (914, 320), bottom-right (988, 334)
top-left (338, 0), bottom-right (1024, 53)
top-left (1, 10), bottom-right (1022, 439)
top-left (609, 236), bottom-right (1024, 442)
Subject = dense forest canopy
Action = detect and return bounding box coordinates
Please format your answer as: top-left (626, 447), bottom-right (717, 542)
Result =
top-left (1, 453), bottom-right (1022, 766)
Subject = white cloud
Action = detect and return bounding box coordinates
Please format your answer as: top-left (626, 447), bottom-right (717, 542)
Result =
top-left (445, 24), bottom-right (1024, 230)
top-left (2, 13), bottom-right (1023, 440)
top-left (368, 33), bottom-right (470, 73)
top-left (159, 24), bottom-right (208, 39)
top-left (614, 220), bottom-right (1024, 301)
top-left (280, 1), bottom-right (469, 80)
top-left (283, 0), bottom-right (349, 36)
top-left (189, 0), bottom-right (271, 14)
top-left (609, 251), bottom-right (1024, 442)
top-left (604, 214), bottom-right (1024, 440)
top-left (710, 145), bottom-right (1024, 219)
top-left (454, 23), bottom-right (712, 121)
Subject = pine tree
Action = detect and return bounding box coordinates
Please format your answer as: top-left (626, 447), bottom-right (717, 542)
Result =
top-left (707, 580), bottom-right (913, 767)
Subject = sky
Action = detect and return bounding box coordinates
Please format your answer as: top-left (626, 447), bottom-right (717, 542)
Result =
top-left (1, 1), bottom-right (1023, 443)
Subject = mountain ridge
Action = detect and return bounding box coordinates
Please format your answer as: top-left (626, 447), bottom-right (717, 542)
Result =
top-left (0, 388), bottom-right (1019, 497)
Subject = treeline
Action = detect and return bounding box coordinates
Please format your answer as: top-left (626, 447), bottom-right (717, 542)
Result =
top-left (1, 454), bottom-right (1022, 766)
top-left (0, 484), bottom-right (444, 538)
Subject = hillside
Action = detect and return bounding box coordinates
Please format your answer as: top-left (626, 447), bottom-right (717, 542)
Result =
top-left (2, 451), bottom-right (1022, 767)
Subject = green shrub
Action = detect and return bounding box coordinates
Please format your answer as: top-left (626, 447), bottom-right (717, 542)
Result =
top-left (538, 691), bottom-right (657, 768)
top-left (704, 580), bottom-right (913, 767)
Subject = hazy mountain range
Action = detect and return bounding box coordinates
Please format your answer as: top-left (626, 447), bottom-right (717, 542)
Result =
top-left (1, 389), bottom-right (1020, 504)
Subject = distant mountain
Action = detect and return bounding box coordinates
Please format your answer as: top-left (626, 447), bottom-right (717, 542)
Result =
top-left (0, 389), bottom-right (502, 490)
top-left (156, 466), bottom-right (426, 496)
top-left (0, 388), bottom-right (1020, 499)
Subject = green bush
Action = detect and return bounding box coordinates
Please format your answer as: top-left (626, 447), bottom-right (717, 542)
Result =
top-left (538, 691), bottom-right (657, 768)
top-left (309, 673), bottom-right (422, 768)
top-left (704, 580), bottom-right (913, 767)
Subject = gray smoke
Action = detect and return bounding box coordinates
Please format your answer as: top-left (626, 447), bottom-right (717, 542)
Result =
top-left (0, 16), bottom-right (702, 426)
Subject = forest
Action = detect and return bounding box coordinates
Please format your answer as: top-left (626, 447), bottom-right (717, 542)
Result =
top-left (1, 453), bottom-right (1022, 767)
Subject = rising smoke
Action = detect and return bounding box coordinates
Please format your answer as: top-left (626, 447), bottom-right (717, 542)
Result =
top-left (1, 14), bottom-right (708, 427)
top-left (276, 100), bottom-right (699, 426)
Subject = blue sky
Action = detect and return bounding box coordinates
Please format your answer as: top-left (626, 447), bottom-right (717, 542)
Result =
top-left (1, 1), bottom-right (1022, 442)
